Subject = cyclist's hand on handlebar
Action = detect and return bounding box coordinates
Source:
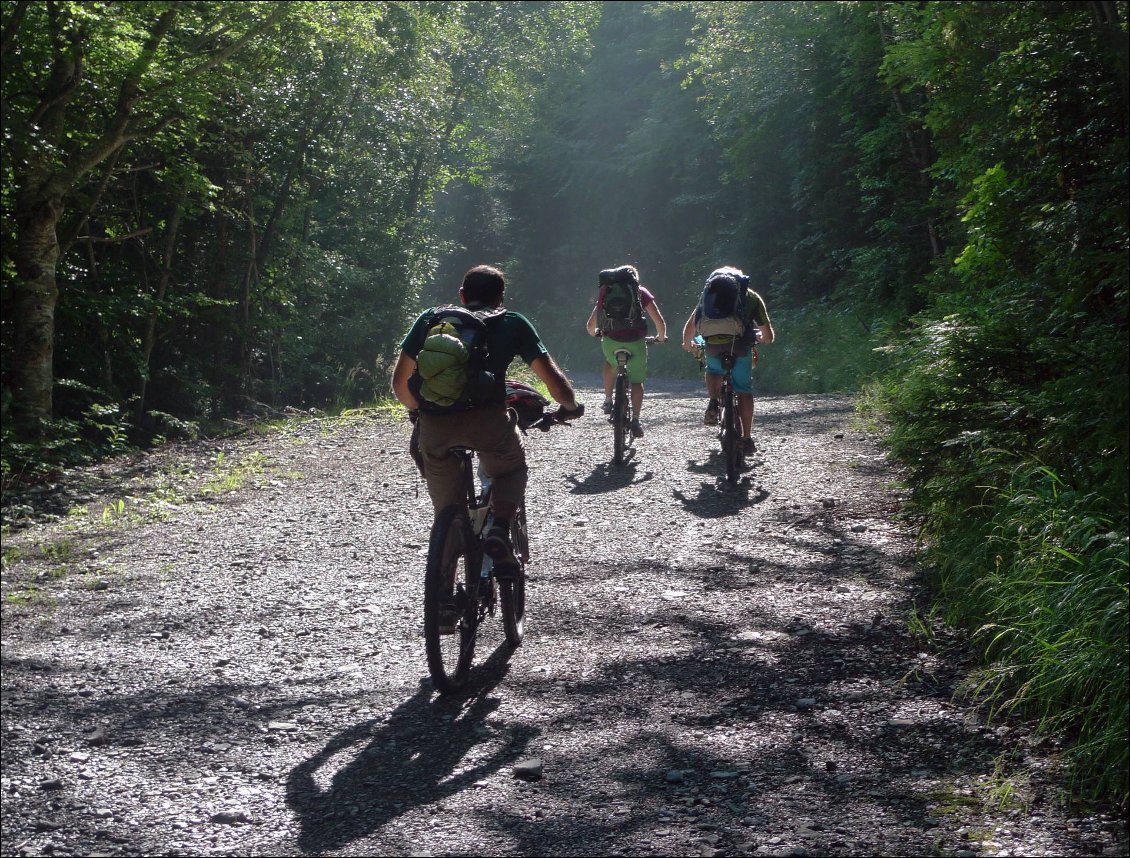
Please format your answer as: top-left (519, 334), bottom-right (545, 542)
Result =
top-left (535, 402), bottom-right (584, 431)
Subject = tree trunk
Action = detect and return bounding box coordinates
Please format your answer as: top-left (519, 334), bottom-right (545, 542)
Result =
top-left (10, 192), bottom-right (63, 438)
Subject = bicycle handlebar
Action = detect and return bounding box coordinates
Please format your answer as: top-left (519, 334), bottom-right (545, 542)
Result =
top-left (532, 403), bottom-right (586, 432)
top-left (592, 333), bottom-right (666, 344)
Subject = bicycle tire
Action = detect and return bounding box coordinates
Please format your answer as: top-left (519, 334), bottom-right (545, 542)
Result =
top-left (499, 506), bottom-right (528, 646)
top-left (424, 504), bottom-right (479, 693)
top-left (612, 371), bottom-right (628, 466)
top-left (722, 384), bottom-right (740, 485)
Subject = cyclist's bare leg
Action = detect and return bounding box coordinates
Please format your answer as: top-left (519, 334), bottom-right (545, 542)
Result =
top-left (704, 373), bottom-right (721, 399)
top-left (602, 361), bottom-right (614, 403)
top-left (631, 382), bottom-right (644, 420)
top-left (739, 393), bottom-right (754, 438)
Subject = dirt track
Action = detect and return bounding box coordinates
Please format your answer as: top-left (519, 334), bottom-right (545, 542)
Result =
top-left (2, 379), bottom-right (1126, 857)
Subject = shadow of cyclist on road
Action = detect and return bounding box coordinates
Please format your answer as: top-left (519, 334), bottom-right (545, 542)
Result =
top-left (673, 462), bottom-right (770, 519)
top-left (286, 647), bottom-right (534, 854)
top-left (564, 460), bottom-right (656, 495)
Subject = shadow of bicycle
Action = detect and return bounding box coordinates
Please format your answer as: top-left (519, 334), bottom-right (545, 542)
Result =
top-left (286, 645), bottom-right (529, 854)
top-left (564, 459), bottom-right (656, 494)
top-left (674, 454), bottom-right (770, 517)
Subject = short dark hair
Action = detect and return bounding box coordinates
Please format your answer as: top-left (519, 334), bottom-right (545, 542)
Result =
top-left (461, 265), bottom-right (505, 304)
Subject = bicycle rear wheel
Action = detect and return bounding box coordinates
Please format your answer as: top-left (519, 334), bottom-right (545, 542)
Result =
top-left (612, 371), bottom-right (628, 466)
top-left (721, 386), bottom-right (740, 485)
top-left (424, 504), bottom-right (479, 693)
top-left (499, 506), bottom-right (528, 646)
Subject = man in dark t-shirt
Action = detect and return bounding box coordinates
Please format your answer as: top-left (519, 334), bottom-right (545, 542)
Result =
top-left (392, 266), bottom-right (582, 610)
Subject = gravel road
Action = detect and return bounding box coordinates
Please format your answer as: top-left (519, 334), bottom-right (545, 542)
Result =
top-left (2, 378), bottom-right (1126, 858)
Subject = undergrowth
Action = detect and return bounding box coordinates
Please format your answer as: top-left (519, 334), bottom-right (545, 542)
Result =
top-left (879, 307), bottom-right (1129, 807)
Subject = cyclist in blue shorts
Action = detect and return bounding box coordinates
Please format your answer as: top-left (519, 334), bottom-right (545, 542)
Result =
top-left (681, 266), bottom-right (775, 455)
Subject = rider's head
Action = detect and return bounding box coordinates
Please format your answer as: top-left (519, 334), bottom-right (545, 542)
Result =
top-left (707, 265), bottom-right (750, 291)
top-left (708, 265), bottom-right (745, 281)
top-left (599, 264), bottom-right (640, 287)
top-left (460, 265), bottom-right (506, 308)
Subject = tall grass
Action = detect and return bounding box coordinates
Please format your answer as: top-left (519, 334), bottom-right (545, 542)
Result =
top-left (924, 463), bottom-right (1129, 801)
top-left (880, 311), bottom-right (1129, 805)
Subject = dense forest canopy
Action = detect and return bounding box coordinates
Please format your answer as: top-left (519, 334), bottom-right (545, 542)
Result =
top-left (2, 1), bottom-right (1126, 803)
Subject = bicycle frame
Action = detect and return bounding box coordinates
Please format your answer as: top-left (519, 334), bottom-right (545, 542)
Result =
top-left (451, 448), bottom-right (511, 617)
top-left (423, 404), bottom-right (576, 693)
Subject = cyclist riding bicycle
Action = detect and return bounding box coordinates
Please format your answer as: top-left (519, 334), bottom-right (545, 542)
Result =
top-left (392, 265), bottom-right (583, 585)
top-left (681, 265), bottom-right (775, 456)
top-left (584, 264), bottom-right (668, 439)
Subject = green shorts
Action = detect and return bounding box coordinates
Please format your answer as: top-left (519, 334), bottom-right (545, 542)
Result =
top-left (602, 336), bottom-right (648, 384)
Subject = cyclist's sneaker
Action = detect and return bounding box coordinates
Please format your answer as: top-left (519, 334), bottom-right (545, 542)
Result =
top-left (704, 401), bottom-right (720, 425)
top-left (602, 399), bottom-right (613, 415)
top-left (483, 524), bottom-right (520, 572)
top-left (742, 437), bottom-right (756, 456)
top-left (630, 418), bottom-right (644, 439)
top-left (438, 598), bottom-right (459, 635)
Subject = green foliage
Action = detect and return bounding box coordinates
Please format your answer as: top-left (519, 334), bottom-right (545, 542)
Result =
top-left (756, 303), bottom-right (897, 394)
top-left (914, 461), bottom-right (1129, 803)
top-left (870, 0), bottom-right (1129, 804)
top-left (2, 0), bottom-right (599, 465)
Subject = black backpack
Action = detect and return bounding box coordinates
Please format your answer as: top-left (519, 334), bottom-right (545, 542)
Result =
top-left (597, 266), bottom-right (644, 333)
top-left (696, 269), bottom-right (750, 341)
top-left (409, 305), bottom-right (506, 413)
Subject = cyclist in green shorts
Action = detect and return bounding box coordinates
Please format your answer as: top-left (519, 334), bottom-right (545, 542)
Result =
top-left (585, 264), bottom-right (668, 438)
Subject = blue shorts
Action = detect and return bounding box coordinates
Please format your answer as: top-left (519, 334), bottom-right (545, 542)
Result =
top-left (704, 351), bottom-right (753, 394)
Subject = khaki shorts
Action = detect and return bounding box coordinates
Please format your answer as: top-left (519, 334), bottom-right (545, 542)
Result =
top-left (416, 407), bottom-right (527, 514)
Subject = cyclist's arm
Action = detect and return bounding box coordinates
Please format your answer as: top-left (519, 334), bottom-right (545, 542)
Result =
top-left (757, 320), bottom-right (775, 344)
top-left (585, 304), bottom-right (600, 337)
top-left (529, 354), bottom-right (579, 411)
top-left (646, 301), bottom-right (668, 342)
top-left (391, 351), bottom-right (420, 411)
top-left (748, 290), bottom-right (775, 344)
top-left (681, 310), bottom-right (698, 352)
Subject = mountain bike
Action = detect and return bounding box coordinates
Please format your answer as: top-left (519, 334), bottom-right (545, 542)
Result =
top-left (423, 404), bottom-right (580, 694)
top-left (604, 334), bottom-right (659, 466)
top-left (693, 335), bottom-right (758, 485)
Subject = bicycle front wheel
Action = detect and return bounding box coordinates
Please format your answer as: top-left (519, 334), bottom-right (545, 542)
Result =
top-left (612, 372), bottom-right (628, 466)
top-left (424, 504), bottom-right (480, 693)
top-left (499, 506), bottom-right (528, 646)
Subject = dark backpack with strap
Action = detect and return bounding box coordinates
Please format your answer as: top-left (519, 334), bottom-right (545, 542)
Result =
top-left (696, 269), bottom-right (750, 341)
top-left (597, 266), bottom-right (644, 333)
top-left (409, 305), bottom-right (506, 412)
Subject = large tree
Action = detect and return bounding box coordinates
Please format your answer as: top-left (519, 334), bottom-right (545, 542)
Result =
top-left (1, 0), bottom-right (288, 438)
